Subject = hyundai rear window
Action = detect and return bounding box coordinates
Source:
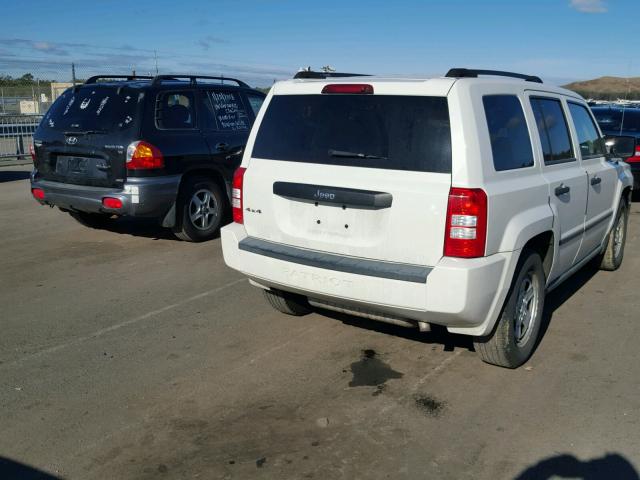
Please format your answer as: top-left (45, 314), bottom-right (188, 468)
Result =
top-left (42, 86), bottom-right (142, 132)
top-left (252, 94), bottom-right (452, 173)
top-left (592, 108), bottom-right (640, 134)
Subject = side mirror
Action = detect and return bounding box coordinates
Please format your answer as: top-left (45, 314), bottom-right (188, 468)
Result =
top-left (604, 135), bottom-right (636, 159)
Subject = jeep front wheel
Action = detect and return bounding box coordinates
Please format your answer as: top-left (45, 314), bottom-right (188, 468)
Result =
top-left (599, 200), bottom-right (629, 271)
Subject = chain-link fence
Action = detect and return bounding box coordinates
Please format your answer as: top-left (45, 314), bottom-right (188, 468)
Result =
top-left (0, 64), bottom-right (101, 161)
top-left (0, 68), bottom-right (75, 160)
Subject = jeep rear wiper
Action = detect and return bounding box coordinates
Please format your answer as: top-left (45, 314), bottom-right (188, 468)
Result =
top-left (328, 149), bottom-right (387, 160)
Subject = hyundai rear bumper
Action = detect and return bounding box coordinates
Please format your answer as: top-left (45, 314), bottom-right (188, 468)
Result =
top-left (30, 174), bottom-right (180, 218)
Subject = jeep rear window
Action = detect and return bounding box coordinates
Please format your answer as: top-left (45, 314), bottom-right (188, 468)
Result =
top-left (42, 86), bottom-right (142, 132)
top-left (483, 95), bottom-right (534, 171)
top-left (252, 94), bottom-right (451, 173)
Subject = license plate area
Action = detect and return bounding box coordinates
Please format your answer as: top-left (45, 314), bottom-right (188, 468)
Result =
top-left (56, 156), bottom-right (89, 175)
top-left (281, 198), bottom-right (389, 245)
top-left (55, 155), bottom-right (110, 181)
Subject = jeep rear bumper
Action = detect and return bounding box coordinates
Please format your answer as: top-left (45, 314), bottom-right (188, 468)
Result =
top-left (221, 223), bottom-right (520, 337)
top-left (30, 174), bottom-right (181, 218)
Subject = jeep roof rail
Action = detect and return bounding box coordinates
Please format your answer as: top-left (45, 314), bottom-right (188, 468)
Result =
top-left (151, 75), bottom-right (250, 88)
top-left (293, 71), bottom-right (371, 80)
top-left (85, 75), bottom-right (154, 84)
top-left (445, 68), bottom-right (543, 84)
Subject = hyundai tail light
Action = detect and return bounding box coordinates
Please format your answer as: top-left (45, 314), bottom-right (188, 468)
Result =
top-left (102, 197), bottom-right (123, 209)
top-left (31, 188), bottom-right (45, 200)
top-left (126, 141), bottom-right (164, 170)
top-left (626, 144), bottom-right (640, 163)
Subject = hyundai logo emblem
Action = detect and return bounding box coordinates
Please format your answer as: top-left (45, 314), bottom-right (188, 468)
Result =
top-left (66, 136), bottom-right (78, 145)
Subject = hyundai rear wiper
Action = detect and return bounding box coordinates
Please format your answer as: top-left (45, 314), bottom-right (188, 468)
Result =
top-left (64, 129), bottom-right (108, 135)
top-left (328, 149), bottom-right (387, 160)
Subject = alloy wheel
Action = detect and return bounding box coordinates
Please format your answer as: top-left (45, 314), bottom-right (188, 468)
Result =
top-left (188, 188), bottom-right (218, 231)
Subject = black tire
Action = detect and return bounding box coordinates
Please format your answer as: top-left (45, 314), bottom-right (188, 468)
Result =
top-left (263, 289), bottom-right (311, 316)
top-left (474, 249), bottom-right (545, 368)
top-left (599, 200), bottom-right (629, 271)
top-left (173, 176), bottom-right (225, 242)
top-left (68, 211), bottom-right (114, 229)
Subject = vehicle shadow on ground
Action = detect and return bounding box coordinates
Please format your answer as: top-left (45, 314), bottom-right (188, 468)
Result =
top-left (80, 216), bottom-right (228, 242)
top-left (314, 259), bottom-right (601, 357)
top-left (535, 260), bottom-right (600, 354)
top-left (515, 453), bottom-right (639, 480)
top-left (315, 308), bottom-right (474, 352)
top-left (86, 217), bottom-right (181, 241)
top-left (0, 171), bottom-right (31, 183)
top-left (0, 456), bottom-right (61, 480)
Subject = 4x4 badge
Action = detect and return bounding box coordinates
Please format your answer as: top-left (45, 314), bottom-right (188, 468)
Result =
top-left (66, 137), bottom-right (78, 145)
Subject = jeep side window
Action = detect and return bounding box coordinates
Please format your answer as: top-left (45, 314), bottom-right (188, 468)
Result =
top-left (530, 97), bottom-right (574, 164)
top-left (568, 103), bottom-right (606, 158)
top-left (156, 92), bottom-right (195, 130)
top-left (483, 95), bottom-right (534, 171)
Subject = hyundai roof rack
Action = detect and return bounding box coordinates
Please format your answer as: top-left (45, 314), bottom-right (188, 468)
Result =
top-left (85, 75), bottom-right (154, 84)
top-left (446, 68), bottom-right (543, 84)
top-left (151, 75), bottom-right (250, 88)
top-left (293, 71), bottom-right (370, 80)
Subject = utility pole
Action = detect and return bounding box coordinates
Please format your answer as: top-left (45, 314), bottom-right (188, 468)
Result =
top-left (71, 63), bottom-right (77, 85)
top-left (154, 50), bottom-right (159, 75)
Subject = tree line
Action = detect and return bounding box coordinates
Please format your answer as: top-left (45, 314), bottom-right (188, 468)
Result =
top-left (0, 74), bottom-right (55, 86)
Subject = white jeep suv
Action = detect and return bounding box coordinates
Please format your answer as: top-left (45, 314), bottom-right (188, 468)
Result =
top-left (221, 68), bottom-right (634, 368)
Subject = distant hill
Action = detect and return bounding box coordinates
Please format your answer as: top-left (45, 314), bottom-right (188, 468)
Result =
top-left (563, 76), bottom-right (640, 100)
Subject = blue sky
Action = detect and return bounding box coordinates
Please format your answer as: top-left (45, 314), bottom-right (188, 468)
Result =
top-left (0, 0), bottom-right (636, 86)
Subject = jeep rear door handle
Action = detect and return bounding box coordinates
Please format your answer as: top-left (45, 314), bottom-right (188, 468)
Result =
top-left (555, 184), bottom-right (570, 196)
top-left (215, 142), bottom-right (229, 152)
top-left (590, 176), bottom-right (602, 186)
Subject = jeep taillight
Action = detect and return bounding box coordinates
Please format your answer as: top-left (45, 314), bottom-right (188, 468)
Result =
top-left (232, 167), bottom-right (246, 224)
top-left (444, 187), bottom-right (488, 258)
top-left (126, 141), bottom-right (164, 170)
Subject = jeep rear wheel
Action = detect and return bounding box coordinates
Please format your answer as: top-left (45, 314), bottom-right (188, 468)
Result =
top-left (474, 249), bottom-right (545, 368)
top-left (263, 289), bottom-right (312, 316)
top-left (173, 176), bottom-right (225, 242)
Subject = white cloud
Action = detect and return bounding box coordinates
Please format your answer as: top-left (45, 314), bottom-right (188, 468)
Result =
top-left (569, 0), bottom-right (607, 13)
